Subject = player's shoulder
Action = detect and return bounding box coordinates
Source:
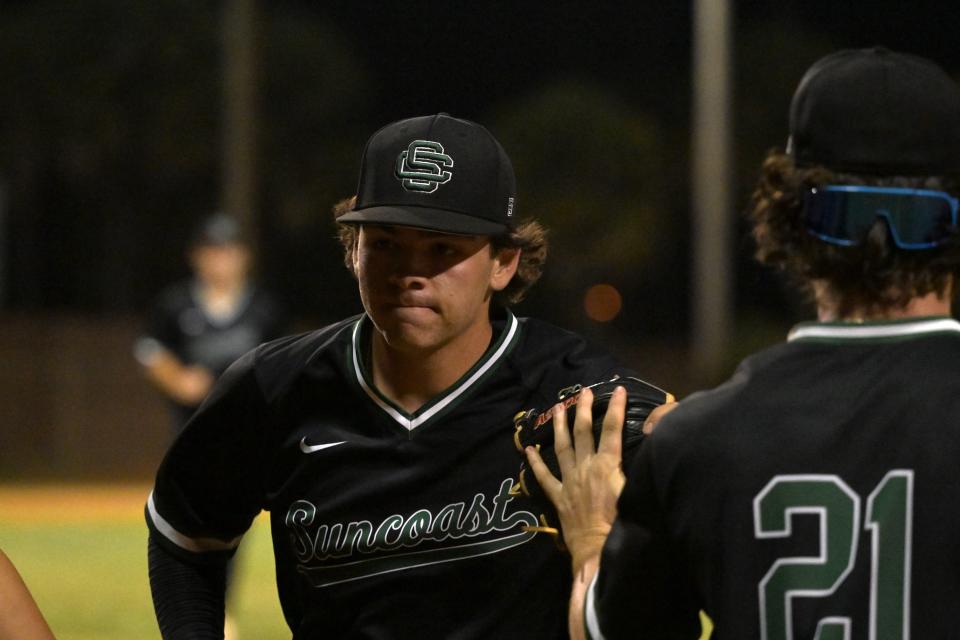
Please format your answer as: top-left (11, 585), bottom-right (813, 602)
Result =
top-left (650, 342), bottom-right (785, 439)
top-left (509, 314), bottom-right (635, 394)
top-left (645, 336), bottom-right (816, 473)
top-left (513, 315), bottom-right (610, 360)
top-left (245, 314), bottom-right (360, 398)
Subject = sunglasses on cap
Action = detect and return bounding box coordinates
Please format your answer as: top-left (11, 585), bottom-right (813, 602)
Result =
top-left (803, 185), bottom-right (959, 250)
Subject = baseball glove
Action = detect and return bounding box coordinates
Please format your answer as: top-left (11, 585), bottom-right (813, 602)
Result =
top-left (511, 375), bottom-right (674, 545)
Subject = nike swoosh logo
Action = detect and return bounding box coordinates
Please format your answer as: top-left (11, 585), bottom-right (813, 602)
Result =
top-left (299, 437), bottom-right (347, 454)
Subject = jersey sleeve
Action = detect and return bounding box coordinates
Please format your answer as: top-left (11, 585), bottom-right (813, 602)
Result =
top-left (146, 348), bottom-right (268, 562)
top-left (585, 438), bottom-right (701, 639)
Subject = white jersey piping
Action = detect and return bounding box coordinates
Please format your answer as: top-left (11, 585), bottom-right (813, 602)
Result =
top-left (788, 317), bottom-right (960, 342)
top-left (584, 570), bottom-right (607, 640)
top-left (351, 312), bottom-right (519, 431)
top-left (147, 491), bottom-right (243, 553)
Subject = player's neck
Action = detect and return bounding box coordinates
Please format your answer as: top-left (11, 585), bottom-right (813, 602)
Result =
top-left (815, 285), bottom-right (952, 322)
top-left (369, 320), bottom-right (494, 414)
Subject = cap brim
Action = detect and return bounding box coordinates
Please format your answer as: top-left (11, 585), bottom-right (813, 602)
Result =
top-left (337, 205), bottom-right (509, 236)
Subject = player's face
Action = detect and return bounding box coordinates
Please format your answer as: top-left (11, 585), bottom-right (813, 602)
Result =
top-left (354, 225), bottom-right (519, 355)
top-left (190, 243), bottom-right (250, 289)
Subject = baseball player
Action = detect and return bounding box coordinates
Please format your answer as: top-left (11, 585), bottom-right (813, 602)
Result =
top-left (135, 213), bottom-right (287, 431)
top-left (146, 113), bottom-right (651, 638)
top-left (529, 47), bottom-right (960, 638)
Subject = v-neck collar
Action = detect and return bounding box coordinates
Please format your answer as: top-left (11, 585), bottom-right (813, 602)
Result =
top-left (349, 310), bottom-right (521, 432)
top-left (787, 316), bottom-right (960, 343)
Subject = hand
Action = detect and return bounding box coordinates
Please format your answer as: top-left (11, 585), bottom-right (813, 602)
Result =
top-left (642, 399), bottom-right (678, 434)
top-left (525, 386), bottom-right (627, 574)
top-left (174, 366), bottom-right (215, 406)
top-left (143, 350), bottom-right (215, 407)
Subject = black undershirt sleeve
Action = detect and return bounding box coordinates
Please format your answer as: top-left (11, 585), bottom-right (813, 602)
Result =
top-left (592, 438), bottom-right (701, 639)
top-left (148, 533), bottom-right (228, 640)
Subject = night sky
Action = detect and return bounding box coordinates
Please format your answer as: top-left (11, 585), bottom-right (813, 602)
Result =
top-left (2, 0), bottom-right (959, 352)
top-left (317, 1), bottom-right (960, 129)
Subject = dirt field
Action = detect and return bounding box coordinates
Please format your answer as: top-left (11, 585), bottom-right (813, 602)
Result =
top-left (0, 483), bottom-right (151, 522)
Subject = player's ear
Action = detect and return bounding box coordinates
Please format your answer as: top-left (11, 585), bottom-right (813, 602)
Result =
top-left (490, 247), bottom-right (520, 292)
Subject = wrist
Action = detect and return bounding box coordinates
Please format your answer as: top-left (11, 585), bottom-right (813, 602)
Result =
top-left (569, 530), bottom-right (608, 577)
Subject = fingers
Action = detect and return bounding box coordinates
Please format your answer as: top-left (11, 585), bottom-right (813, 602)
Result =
top-left (552, 401), bottom-right (575, 479)
top-left (596, 386), bottom-right (625, 460)
top-left (642, 401), bottom-right (678, 435)
top-left (525, 445), bottom-right (562, 502)
top-left (573, 388), bottom-right (596, 466)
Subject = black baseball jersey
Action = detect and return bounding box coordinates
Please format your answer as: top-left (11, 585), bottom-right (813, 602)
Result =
top-left (586, 317), bottom-right (960, 640)
top-left (135, 280), bottom-right (287, 426)
top-left (147, 309), bottom-right (632, 639)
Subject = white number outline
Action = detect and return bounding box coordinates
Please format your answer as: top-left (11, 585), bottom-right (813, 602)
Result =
top-left (755, 471), bottom-right (916, 640)
top-left (753, 474), bottom-right (860, 640)
top-left (865, 469), bottom-right (913, 640)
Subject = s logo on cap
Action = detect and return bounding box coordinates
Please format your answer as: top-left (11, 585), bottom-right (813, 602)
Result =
top-left (395, 140), bottom-right (454, 193)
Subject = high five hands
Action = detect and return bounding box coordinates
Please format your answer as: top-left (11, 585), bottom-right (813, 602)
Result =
top-left (524, 387), bottom-right (676, 574)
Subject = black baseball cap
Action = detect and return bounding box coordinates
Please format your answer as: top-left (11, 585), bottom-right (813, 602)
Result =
top-left (787, 47), bottom-right (960, 175)
top-left (191, 213), bottom-right (244, 246)
top-left (337, 113), bottom-right (518, 235)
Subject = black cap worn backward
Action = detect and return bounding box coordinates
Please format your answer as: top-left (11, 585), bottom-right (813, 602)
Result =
top-left (338, 113), bottom-right (518, 235)
top-left (787, 47), bottom-right (960, 175)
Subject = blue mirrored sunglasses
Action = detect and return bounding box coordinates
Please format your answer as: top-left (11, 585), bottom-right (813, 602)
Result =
top-left (803, 185), bottom-right (959, 250)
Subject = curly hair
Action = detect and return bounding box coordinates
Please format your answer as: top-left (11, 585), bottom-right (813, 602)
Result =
top-left (332, 196), bottom-right (547, 306)
top-left (749, 150), bottom-right (960, 318)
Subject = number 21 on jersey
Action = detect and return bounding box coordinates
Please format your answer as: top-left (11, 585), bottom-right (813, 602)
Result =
top-left (753, 471), bottom-right (913, 640)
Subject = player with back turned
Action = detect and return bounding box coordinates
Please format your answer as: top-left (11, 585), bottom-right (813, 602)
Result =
top-left (528, 47), bottom-right (960, 638)
top-left (145, 113), bottom-right (664, 638)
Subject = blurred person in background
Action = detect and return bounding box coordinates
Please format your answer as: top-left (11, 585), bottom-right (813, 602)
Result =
top-left (0, 549), bottom-right (55, 640)
top-left (134, 212), bottom-right (288, 431)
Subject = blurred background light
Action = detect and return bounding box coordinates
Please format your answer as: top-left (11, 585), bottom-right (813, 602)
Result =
top-left (584, 283), bottom-right (623, 323)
